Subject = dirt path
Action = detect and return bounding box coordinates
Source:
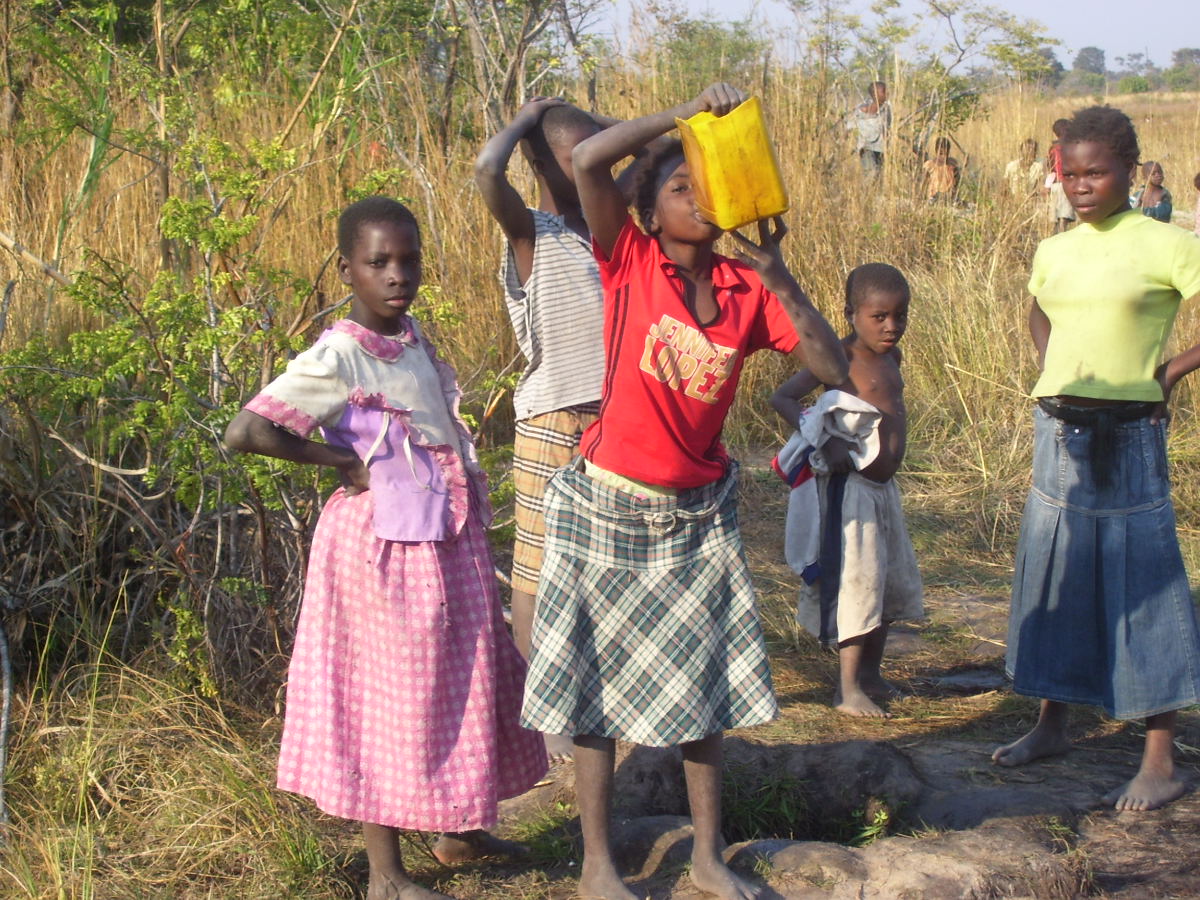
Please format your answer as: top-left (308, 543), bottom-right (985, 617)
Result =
top-left (480, 458), bottom-right (1200, 899)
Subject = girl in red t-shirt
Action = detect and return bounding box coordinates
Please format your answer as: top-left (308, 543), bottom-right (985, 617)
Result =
top-left (519, 83), bottom-right (847, 900)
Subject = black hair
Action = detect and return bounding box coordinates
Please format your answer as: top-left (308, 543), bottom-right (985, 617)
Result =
top-left (525, 104), bottom-right (600, 161)
top-left (1062, 106), bottom-right (1140, 169)
top-left (632, 138), bottom-right (686, 233)
top-left (1141, 160), bottom-right (1162, 177)
top-left (1194, 172), bottom-right (1200, 192)
top-left (1051, 118), bottom-right (1071, 138)
top-left (845, 263), bottom-right (910, 312)
top-left (337, 196), bottom-right (420, 256)
top-left (933, 136), bottom-right (951, 155)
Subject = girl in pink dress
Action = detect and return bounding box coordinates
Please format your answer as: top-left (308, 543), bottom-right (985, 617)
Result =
top-left (225, 197), bottom-right (546, 900)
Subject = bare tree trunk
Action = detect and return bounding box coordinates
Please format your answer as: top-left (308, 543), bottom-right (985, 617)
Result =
top-left (437, 13), bottom-right (462, 152)
top-left (0, 0), bottom-right (31, 219)
top-left (153, 0), bottom-right (173, 271)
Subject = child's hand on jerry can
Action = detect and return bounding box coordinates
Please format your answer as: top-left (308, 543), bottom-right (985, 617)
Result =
top-left (693, 82), bottom-right (746, 117)
top-left (729, 216), bottom-right (792, 290)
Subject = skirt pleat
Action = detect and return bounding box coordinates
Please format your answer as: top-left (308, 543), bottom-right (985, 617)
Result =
top-left (1007, 407), bottom-right (1200, 719)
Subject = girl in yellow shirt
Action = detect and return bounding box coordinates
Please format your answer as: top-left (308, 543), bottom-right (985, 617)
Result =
top-left (993, 106), bottom-right (1200, 812)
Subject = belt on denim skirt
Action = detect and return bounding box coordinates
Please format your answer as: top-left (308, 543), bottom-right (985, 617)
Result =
top-left (1036, 397), bottom-right (1157, 487)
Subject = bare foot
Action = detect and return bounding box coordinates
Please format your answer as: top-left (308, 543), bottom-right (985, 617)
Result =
top-left (432, 830), bottom-right (528, 865)
top-left (367, 873), bottom-right (453, 900)
top-left (1103, 771), bottom-right (1187, 811)
top-left (577, 863), bottom-right (639, 900)
top-left (859, 673), bottom-right (902, 700)
top-left (545, 732), bottom-right (575, 764)
top-left (991, 724), bottom-right (1072, 767)
top-left (833, 687), bottom-right (890, 718)
top-left (690, 855), bottom-right (763, 899)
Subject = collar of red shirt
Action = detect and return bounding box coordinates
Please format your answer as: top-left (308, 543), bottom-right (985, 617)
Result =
top-left (658, 254), bottom-right (753, 296)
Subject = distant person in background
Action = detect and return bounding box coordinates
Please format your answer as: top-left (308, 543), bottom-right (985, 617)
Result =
top-left (1135, 161), bottom-right (1173, 223)
top-left (1045, 118), bottom-right (1075, 232)
top-left (922, 136), bottom-right (961, 203)
top-left (849, 81), bottom-right (891, 179)
top-left (1005, 138), bottom-right (1045, 199)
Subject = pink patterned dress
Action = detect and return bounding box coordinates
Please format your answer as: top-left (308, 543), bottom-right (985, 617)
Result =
top-left (244, 317), bottom-right (546, 830)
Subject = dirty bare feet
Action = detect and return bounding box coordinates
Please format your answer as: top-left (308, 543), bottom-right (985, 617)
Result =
top-left (834, 686), bottom-right (891, 718)
top-left (432, 830), bottom-right (528, 865)
top-left (367, 873), bottom-right (452, 900)
top-left (1101, 710), bottom-right (1188, 811)
top-left (577, 861), bottom-right (638, 900)
top-left (690, 855), bottom-right (763, 899)
top-left (860, 672), bottom-right (902, 700)
top-left (991, 723), bottom-right (1071, 767)
top-left (363, 822), bottom-right (450, 900)
top-left (545, 731), bottom-right (575, 764)
top-left (1103, 770), bottom-right (1187, 811)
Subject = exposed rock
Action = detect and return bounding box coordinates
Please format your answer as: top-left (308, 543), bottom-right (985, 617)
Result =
top-left (612, 745), bottom-right (687, 817)
top-left (601, 738), bottom-right (924, 834)
top-left (931, 668), bottom-right (1007, 693)
top-left (611, 815), bottom-right (694, 880)
top-left (772, 738), bottom-right (925, 824)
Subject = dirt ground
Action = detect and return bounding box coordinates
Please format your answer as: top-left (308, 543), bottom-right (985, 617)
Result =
top-left (462, 456), bottom-right (1200, 899)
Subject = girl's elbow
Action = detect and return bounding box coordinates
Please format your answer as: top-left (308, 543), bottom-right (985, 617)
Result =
top-left (473, 154), bottom-right (502, 186)
top-left (223, 412), bottom-right (256, 452)
top-left (571, 138), bottom-right (605, 174)
top-left (816, 356), bottom-right (850, 386)
top-left (801, 339), bottom-right (848, 383)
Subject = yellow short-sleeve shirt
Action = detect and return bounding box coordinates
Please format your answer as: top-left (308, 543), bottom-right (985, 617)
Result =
top-left (1030, 209), bottom-right (1200, 401)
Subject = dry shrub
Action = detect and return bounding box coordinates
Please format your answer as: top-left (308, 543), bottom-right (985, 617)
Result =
top-left (0, 661), bottom-right (355, 898)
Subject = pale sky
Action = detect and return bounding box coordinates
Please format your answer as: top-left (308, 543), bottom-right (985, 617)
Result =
top-left (607, 0), bottom-right (1199, 71)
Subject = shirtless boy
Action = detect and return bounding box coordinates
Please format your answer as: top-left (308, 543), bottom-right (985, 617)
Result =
top-left (772, 263), bottom-right (923, 717)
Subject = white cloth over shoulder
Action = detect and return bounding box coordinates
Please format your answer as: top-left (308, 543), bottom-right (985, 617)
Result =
top-left (774, 390), bottom-right (882, 579)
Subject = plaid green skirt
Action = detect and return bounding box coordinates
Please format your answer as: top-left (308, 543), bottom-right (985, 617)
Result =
top-left (520, 461), bottom-right (778, 746)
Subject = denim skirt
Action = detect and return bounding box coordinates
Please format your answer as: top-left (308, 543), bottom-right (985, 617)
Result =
top-left (1007, 405), bottom-right (1200, 719)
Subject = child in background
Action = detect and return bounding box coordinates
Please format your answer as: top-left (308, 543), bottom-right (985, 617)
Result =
top-left (771, 264), bottom-right (923, 718)
top-left (225, 197), bottom-right (546, 899)
top-left (1045, 118), bottom-right (1076, 232)
top-left (1005, 138), bottom-right (1045, 199)
top-left (849, 81), bottom-right (891, 178)
top-left (520, 83), bottom-right (847, 900)
top-left (993, 107), bottom-right (1200, 811)
top-left (922, 136), bottom-right (960, 203)
top-left (474, 98), bottom-right (614, 760)
top-left (1134, 161), bottom-right (1173, 223)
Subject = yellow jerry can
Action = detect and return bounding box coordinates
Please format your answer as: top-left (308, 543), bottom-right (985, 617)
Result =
top-left (674, 96), bottom-right (789, 231)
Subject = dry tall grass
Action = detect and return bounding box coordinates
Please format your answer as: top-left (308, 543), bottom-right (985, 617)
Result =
top-left (3, 23), bottom-right (1200, 897)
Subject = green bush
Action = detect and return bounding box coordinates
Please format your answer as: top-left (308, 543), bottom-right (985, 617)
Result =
top-left (1117, 74), bottom-right (1151, 94)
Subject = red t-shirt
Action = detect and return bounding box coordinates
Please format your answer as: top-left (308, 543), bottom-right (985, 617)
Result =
top-left (580, 216), bottom-right (799, 489)
top-left (1048, 142), bottom-right (1063, 181)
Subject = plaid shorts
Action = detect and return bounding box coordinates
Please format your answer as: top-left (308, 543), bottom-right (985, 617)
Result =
top-left (511, 404), bottom-right (600, 594)
top-left (520, 461), bottom-right (779, 746)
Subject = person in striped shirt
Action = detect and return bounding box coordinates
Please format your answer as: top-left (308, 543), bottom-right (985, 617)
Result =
top-left (475, 98), bottom-right (616, 761)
